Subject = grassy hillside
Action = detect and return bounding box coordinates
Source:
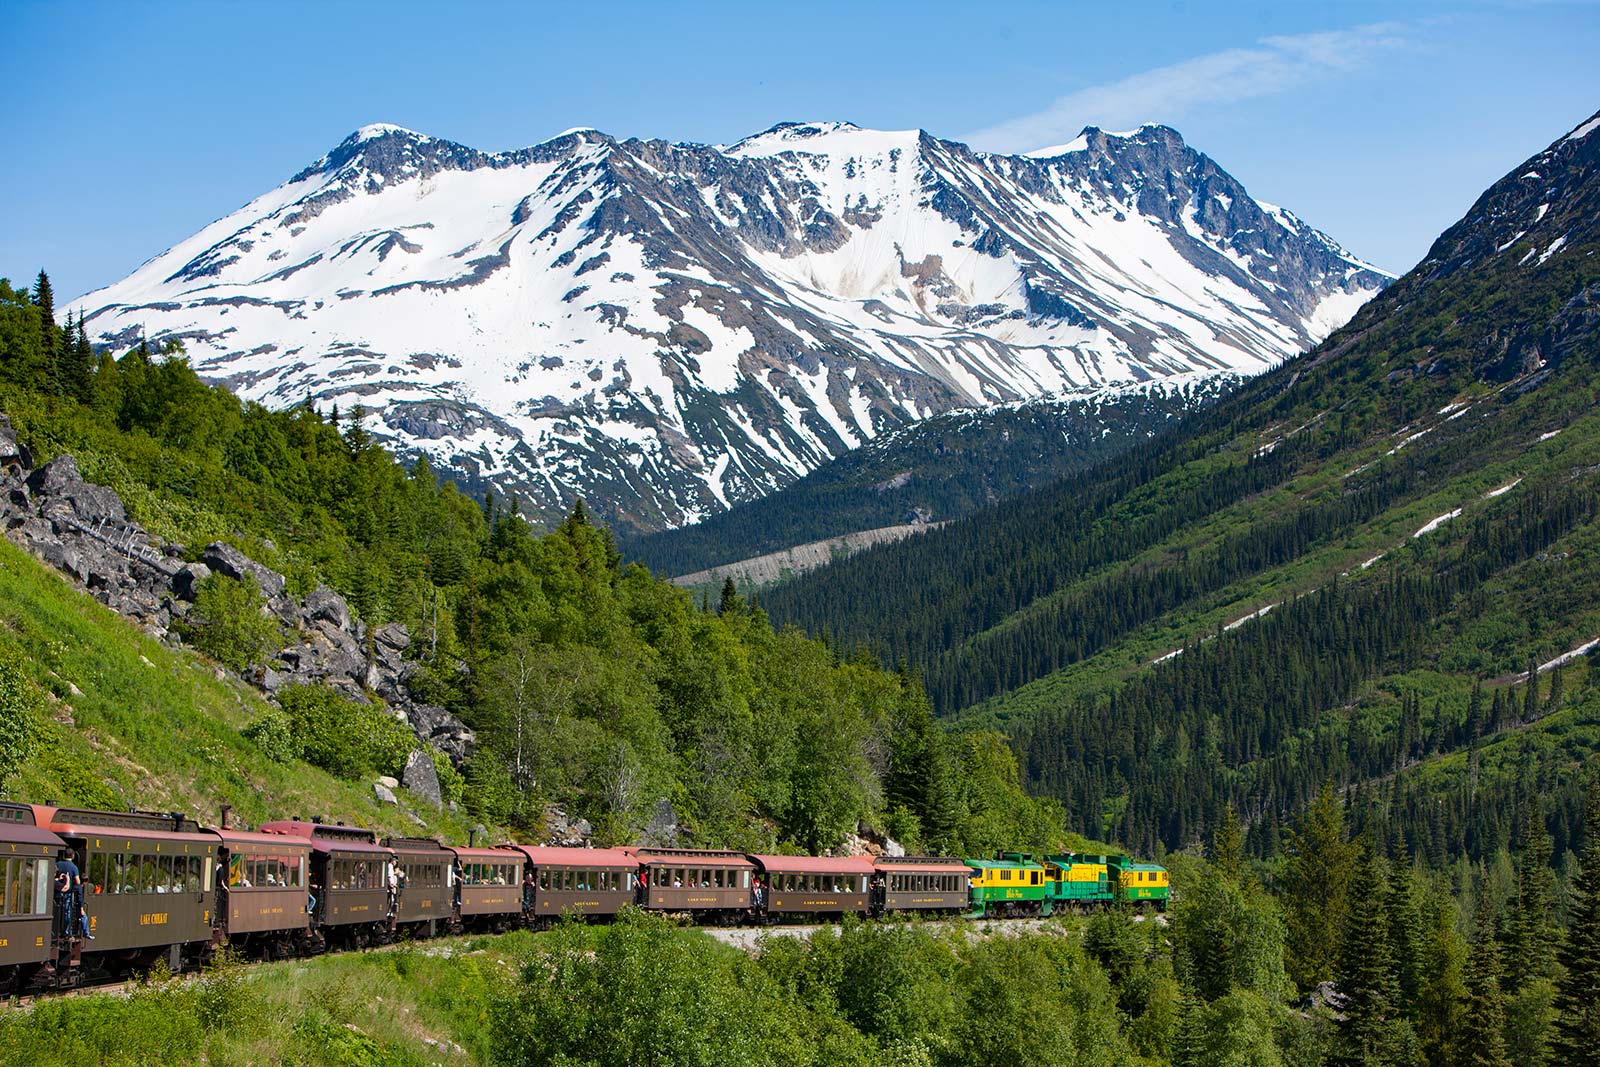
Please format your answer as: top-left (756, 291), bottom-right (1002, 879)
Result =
top-left (0, 534), bottom-right (480, 838)
top-left (756, 111), bottom-right (1600, 860)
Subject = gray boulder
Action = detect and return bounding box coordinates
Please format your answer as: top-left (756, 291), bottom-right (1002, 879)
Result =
top-left (374, 622), bottom-right (411, 652)
top-left (303, 585), bottom-right (352, 631)
top-left (27, 455), bottom-right (126, 525)
top-left (373, 782), bottom-right (398, 806)
top-left (401, 749), bottom-right (442, 808)
top-left (171, 562), bottom-right (212, 600)
top-left (642, 797), bottom-right (680, 847)
top-left (26, 454), bottom-right (85, 498)
top-left (202, 541), bottom-right (286, 599)
top-left (0, 416), bottom-right (28, 469)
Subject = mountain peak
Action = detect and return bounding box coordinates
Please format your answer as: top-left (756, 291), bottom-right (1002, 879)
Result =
top-left (1026, 123), bottom-right (1185, 159)
top-left (726, 120), bottom-right (923, 158)
top-left (349, 122), bottom-right (429, 143)
top-left (77, 114), bottom-right (1387, 534)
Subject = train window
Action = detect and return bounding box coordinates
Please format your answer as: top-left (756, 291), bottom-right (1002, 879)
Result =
top-left (7, 858), bottom-right (30, 915)
top-left (4, 859), bottom-right (17, 914)
top-left (537, 869), bottom-right (551, 891)
top-left (87, 851), bottom-right (109, 895)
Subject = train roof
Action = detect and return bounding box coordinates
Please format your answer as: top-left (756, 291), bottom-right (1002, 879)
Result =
top-left (627, 847), bottom-right (754, 869)
top-left (874, 856), bottom-right (972, 875)
top-left (32, 805), bottom-right (213, 845)
top-left (451, 845), bottom-right (524, 862)
top-left (383, 837), bottom-right (452, 856)
top-left (506, 844), bottom-right (638, 868)
top-left (964, 856), bottom-right (1045, 870)
top-left (0, 821), bottom-right (66, 850)
top-left (748, 855), bottom-right (875, 875)
top-left (257, 820), bottom-right (389, 854)
top-left (211, 828), bottom-right (315, 852)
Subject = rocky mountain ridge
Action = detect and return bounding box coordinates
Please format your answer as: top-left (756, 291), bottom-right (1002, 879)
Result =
top-left (74, 120), bottom-right (1387, 532)
top-left (0, 414), bottom-right (473, 765)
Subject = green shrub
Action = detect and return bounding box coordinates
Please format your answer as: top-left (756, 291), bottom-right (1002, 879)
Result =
top-left (241, 706), bottom-right (295, 763)
top-left (0, 649), bottom-right (42, 794)
top-left (273, 684), bottom-right (416, 780)
top-left (180, 572), bottom-right (282, 672)
top-left (430, 745), bottom-right (464, 804)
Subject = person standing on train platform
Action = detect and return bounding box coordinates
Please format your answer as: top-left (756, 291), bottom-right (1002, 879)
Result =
top-left (54, 848), bottom-right (82, 940)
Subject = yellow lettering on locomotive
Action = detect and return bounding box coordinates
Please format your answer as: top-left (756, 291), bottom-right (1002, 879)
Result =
top-left (139, 912), bottom-right (170, 926)
top-left (0, 938), bottom-right (9, 947)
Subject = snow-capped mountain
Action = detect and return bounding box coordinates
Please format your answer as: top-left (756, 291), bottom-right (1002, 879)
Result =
top-left (73, 120), bottom-right (1389, 532)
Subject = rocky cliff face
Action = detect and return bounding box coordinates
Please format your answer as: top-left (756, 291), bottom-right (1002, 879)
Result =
top-left (73, 120), bottom-right (1389, 532)
top-left (0, 415), bottom-right (473, 762)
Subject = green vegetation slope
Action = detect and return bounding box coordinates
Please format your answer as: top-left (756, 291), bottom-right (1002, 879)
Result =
top-left (758, 109), bottom-right (1600, 861)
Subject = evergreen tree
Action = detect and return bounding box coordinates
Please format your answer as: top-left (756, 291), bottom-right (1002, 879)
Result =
top-left (1415, 889), bottom-right (1468, 1067)
top-left (30, 268), bottom-right (59, 392)
top-left (1386, 836), bottom-right (1425, 1017)
top-left (718, 577), bottom-right (743, 617)
top-left (1550, 777), bottom-right (1600, 1067)
top-left (1458, 896), bottom-right (1511, 1067)
top-left (1283, 782), bottom-right (1357, 992)
top-left (1505, 794), bottom-right (1559, 992)
top-left (65, 314), bottom-right (94, 403)
top-left (31, 268), bottom-right (54, 327)
top-left (1211, 804), bottom-right (1248, 884)
top-left (1332, 839), bottom-right (1404, 1067)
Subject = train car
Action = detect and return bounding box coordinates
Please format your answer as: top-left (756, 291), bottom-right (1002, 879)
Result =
top-left (632, 848), bottom-right (753, 920)
top-left (965, 852), bottom-right (1050, 917)
top-left (1110, 856), bottom-right (1170, 909)
top-left (872, 856), bottom-right (972, 915)
top-left (1043, 853), bottom-right (1113, 911)
top-left (212, 827), bottom-right (314, 957)
top-left (260, 821), bottom-right (392, 947)
top-left (449, 845), bottom-right (524, 931)
top-left (383, 837), bottom-right (455, 937)
top-left (0, 806), bottom-right (66, 992)
top-left (751, 855), bottom-right (873, 918)
top-left (34, 805), bottom-right (217, 973)
top-left (506, 845), bottom-right (637, 925)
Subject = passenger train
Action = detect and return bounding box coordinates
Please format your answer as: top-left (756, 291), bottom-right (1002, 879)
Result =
top-left (0, 801), bottom-right (1167, 994)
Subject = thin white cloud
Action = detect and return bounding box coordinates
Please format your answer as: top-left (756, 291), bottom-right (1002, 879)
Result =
top-left (967, 22), bottom-right (1409, 155)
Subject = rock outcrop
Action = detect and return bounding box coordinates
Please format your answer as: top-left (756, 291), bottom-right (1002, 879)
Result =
top-left (0, 415), bottom-right (473, 762)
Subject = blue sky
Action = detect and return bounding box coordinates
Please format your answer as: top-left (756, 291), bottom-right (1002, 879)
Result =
top-left (3, 0), bottom-right (1597, 300)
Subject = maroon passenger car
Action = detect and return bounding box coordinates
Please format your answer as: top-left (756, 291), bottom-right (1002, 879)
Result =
top-left (260, 821), bottom-right (391, 947)
top-left (213, 827), bottom-right (314, 956)
top-left (451, 845), bottom-right (525, 929)
top-left (872, 856), bottom-right (972, 913)
top-left (632, 848), bottom-right (753, 918)
top-left (383, 837), bottom-right (454, 936)
top-left (34, 805), bottom-right (216, 973)
top-left (751, 855), bottom-right (874, 917)
top-left (506, 845), bottom-right (637, 923)
top-left (0, 806), bottom-right (64, 991)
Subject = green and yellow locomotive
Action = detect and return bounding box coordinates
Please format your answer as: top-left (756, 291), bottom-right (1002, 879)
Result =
top-left (962, 851), bottom-right (1170, 916)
